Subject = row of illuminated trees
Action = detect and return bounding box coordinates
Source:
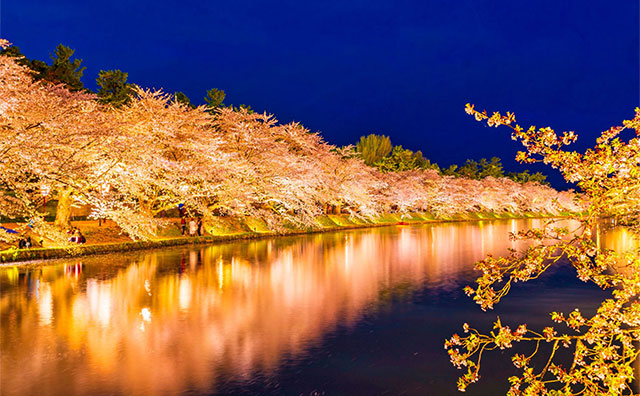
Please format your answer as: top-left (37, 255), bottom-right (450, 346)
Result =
top-left (0, 39), bottom-right (581, 242)
top-left (0, 41), bottom-right (551, 186)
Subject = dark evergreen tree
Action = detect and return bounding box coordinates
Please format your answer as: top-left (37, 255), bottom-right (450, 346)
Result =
top-left (0, 45), bottom-right (48, 76)
top-left (356, 134), bottom-right (393, 166)
top-left (174, 91), bottom-right (195, 108)
top-left (204, 88), bottom-right (226, 110)
top-left (0, 45), bottom-right (29, 67)
top-left (457, 159), bottom-right (480, 179)
top-left (507, 170), bottom-right (549, 185)
top-left (441, 164), bottom-right (458, 176)
top-left (478, 157), bottom-right (505, 178)
top-left (44, 44), bottom-right (85, 91)
top-left (96, 69), bottom-right (134, 107)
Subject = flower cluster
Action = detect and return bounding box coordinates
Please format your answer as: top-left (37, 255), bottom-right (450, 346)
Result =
top-left (445, 106), bottom-right (640, 395)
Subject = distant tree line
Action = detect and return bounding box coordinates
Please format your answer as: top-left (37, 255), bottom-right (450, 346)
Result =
top-left (355, 134), bottom-right (549, 185)
top-left (0, 43), bottom-right (250, 112)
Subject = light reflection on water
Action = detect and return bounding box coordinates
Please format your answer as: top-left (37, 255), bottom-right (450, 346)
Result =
top-left (0, 218), bottom-right (634, 396)
top-left (598, 224), bottom-right (640, 254)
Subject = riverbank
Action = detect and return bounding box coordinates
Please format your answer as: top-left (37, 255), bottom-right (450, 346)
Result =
top-left (0, 211), bottom-right (570, 264)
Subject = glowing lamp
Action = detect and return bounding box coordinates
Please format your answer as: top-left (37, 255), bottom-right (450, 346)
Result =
top-left (40, 185), bottom-right (50, 215)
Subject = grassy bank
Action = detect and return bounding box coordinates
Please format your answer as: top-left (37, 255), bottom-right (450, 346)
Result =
top-left (0, 211), bottom-right (570, 265)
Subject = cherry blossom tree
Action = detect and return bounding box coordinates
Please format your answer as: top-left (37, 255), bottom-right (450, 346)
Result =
top-left (445, 105), bottom-right (640, 395)
top-left (0, 39), bottom-right (113, 242)
top-left (82, 88), bottom-right (243, 239)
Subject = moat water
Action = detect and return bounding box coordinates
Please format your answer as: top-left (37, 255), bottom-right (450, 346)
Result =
top-left (1, 219), bottom-right (637, 395)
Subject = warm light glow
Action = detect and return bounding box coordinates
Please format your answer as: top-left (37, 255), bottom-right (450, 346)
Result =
top-left (0, 220), bottom-right (545, 396)
top-left (40, 184), bottom-right (51, 197)
top-left (37, 281), bottom-right (53, 326)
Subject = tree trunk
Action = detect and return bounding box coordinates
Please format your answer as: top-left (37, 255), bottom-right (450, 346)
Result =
top-left (139, 200), bottom-right (158, 234)
top-left (139, 200), bottom-right (155, 218)
top-left (54, 188), bottom-right (73, 228)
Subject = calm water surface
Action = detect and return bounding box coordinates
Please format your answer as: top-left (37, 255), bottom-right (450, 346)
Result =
top-left (1, 219), bottom-right (637, 396)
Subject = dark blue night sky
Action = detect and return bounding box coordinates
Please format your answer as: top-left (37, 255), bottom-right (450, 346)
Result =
top-left (2, 1), bottom-right (638, 187)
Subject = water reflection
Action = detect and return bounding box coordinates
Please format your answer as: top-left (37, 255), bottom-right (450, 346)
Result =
top-left (0, 218), bottom-right (622, 396)
top-left (598, 224), bottom-right (640, 254)
top-left (597, 223), bottom-right (640, 391)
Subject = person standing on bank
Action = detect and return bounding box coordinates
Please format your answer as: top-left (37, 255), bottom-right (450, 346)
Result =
top-left (189, 218), bottom-right (197, 236)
